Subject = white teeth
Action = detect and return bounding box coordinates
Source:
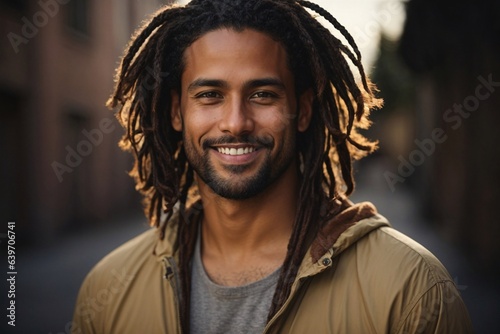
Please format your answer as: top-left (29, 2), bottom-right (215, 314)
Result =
top-left (217, 147), bottom-right (255, 155)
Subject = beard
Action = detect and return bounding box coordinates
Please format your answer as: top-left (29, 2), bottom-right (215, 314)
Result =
top-left (183, 134), bottom-right (296, 200)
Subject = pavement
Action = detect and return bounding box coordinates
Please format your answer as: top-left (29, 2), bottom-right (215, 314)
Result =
top-left (1, 161), bottom-right (499, 333)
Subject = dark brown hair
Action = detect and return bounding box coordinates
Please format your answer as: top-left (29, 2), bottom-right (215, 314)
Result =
top-left (107, 0), bottom-right (381, 331)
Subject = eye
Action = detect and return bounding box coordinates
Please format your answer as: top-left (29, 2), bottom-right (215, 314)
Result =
top-left (250, 91), bottom-right (279, 104)
top-left (194, 91), bottom-right (224, 105)
top-left (197, 91), bottom-right (222, 99)
top-left (252, 91), bottom-right (275, 99)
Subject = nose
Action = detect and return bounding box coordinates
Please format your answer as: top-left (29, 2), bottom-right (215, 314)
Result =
top-left (218, 98), bottom-right (254, 136)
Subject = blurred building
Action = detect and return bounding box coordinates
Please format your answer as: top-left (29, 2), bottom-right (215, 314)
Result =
top-left (399, 0), bottom-right (500, 274)
top-left (0, 0), bottom-right (174, 243)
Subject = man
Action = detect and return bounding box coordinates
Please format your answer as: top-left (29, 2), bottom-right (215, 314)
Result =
top-left (73, 0), bottom-right (473, 333)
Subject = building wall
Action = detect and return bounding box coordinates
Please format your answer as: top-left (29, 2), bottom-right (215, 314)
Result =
top-left (399, 0), bottom-right (500, 274)
top-left (0, 0), bottom-right (174, 242)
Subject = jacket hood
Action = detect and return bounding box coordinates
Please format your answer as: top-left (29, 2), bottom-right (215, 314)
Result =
top-left (310, 201), bottom-right (389, 262)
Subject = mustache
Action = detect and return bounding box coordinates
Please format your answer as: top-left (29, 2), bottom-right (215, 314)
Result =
top-left (202, 135), bottom-right (273, 150)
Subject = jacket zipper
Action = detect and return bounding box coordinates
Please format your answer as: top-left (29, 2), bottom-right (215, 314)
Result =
top-left (163, 257), bottom-right (183, 334)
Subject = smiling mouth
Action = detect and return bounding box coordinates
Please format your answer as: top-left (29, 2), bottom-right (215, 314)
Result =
top-left (216, 147), bottom-right (256, 156)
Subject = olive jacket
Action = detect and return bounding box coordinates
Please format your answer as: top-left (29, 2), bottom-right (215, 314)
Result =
top-left (72, 202), bottom-right (473, 333)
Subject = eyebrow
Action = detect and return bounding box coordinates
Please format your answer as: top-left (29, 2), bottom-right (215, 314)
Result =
top-left (187, 77), bottom-right (286, 93)
top-left (187, 79), bottom-right (228, 93)
top-left (244, 78), bottom-right (286, 91)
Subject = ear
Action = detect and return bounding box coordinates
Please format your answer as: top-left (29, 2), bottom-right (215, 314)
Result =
top-left (297, 88), bottom-right (313, 132)
top-left (171, 90), bottom-right (182, 131)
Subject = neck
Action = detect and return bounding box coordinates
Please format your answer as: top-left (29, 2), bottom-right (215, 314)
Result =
top-left (198, 163), bottom-right (300, 268)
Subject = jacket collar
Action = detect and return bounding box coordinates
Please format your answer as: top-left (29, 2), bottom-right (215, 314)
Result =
top-left (283, 201), bottom-right (389, 279)
top-left (310, 201), bottom-right (384, 262)
top-left (153, 200), bottom-right (389, 264)
top-left (153, 217), bottom-right (179, 259)
top-left (153, 203), bottom-right (203, 259)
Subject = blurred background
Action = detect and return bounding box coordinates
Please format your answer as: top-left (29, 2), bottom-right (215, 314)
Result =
top-left (0, 0), bottom-right (499, 333)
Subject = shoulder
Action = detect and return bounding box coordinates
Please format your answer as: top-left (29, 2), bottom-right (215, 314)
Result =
top-left (339, 225), bottom-right (473, 333)
top-left (76, 228), bottom-right (160, 297)
top-left (364, 226), bottom-right (451, 282)
top-left (72, 228), bottom-right (165, 333)
top-left (340, 224), bottom-right (455, 302)
top-left (277, 220), bottom-right (472, 333)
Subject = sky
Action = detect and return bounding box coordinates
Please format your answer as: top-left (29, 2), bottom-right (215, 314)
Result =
top-left (177, 0), bottom-right (406, 70)
top-left (311, 0), bottom-right (405, 69)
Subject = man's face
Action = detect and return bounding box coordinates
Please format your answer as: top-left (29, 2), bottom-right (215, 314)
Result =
top-left (171, 28), bottom-right (312, 199)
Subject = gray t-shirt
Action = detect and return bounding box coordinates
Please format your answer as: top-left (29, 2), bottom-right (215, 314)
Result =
top-left (190, 233), bottom-right (280, 334)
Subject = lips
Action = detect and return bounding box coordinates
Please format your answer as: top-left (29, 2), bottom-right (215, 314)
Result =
top-left (209, 144), bottom-right (261, 166)
top-left (203, 136), bottom-right (272, 165)
top-left (216, 147), bottom-right (256, 155)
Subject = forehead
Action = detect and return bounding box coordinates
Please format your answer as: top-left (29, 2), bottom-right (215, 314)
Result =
top-left (181, 28), bottom-right (293, 87)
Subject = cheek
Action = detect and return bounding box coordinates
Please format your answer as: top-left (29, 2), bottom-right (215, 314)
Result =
top-left (259, 108), bottom-right (295, 134)
top-left (182, 109), bottom-right (217, 137)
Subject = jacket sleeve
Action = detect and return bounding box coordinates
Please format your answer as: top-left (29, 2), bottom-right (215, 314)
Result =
top-left (395, 280), bottom-right (474, 334)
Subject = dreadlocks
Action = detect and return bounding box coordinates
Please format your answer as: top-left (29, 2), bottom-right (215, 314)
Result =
top-left (107, 0), bottom-right (381, 331)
